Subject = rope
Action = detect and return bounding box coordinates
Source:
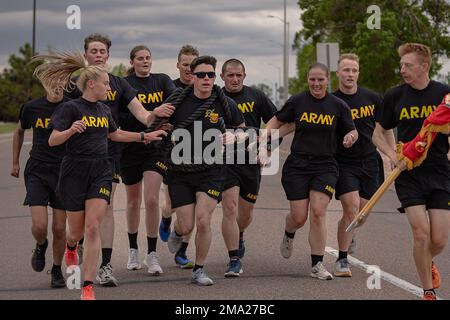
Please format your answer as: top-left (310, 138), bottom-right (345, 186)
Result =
top-left (146, 85), bottom-right (232, 173)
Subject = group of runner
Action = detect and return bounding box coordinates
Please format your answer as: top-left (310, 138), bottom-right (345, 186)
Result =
top-left (10, 34), bottom-right (449, 301)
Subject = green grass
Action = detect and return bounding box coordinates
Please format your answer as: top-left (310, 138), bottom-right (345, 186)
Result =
top-left (0, 122), bottom-right (17, 134)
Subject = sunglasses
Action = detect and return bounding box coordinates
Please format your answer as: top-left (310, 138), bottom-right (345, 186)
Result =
top-left (193, 72), bottom-right (216, 79)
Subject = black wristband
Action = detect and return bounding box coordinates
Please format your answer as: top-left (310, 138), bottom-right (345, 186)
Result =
top-left (140, 131), bottom-right (145, 141)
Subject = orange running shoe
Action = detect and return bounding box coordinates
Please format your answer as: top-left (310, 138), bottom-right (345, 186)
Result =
top-left (64, 243), bottom-right (79, 267)
top-left (423, 291), bottom-right (437, 300)
top-left (81, 284), bottom-right (95, 300)
top-left (431, 261), bottom-right (441, 289)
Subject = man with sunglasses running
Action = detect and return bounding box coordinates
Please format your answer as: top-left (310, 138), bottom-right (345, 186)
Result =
top-left (166, 56), bottom-right (245, 285)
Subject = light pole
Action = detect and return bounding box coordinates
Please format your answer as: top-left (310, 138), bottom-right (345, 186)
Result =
top-left (267, 63), bottom-right (281, 107)
top-left (267, 0), bottom-right (289, 105)
top-left (32, 0), bottom-right (36, 55)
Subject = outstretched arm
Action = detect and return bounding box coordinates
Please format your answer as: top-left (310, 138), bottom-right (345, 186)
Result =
top-left (127, 98), bottom-right (175, 127)
top-left (108, 128), bottom-right (167, 143)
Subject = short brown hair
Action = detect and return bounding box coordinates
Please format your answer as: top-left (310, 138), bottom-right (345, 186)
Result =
top-left (338, 53), bottom-right (359, 65)
top-left (190, 55), bottom-right (217, 72)
top-left (84, 33), bottom-right (112, 52)
top-left (398, 43), bottom-right (431, 67)
top-left (221, 58), bottom-right (245, 74)
top-left (307, 62), bottom-right (329, 78)
top-left (178, 44), bottom-right (199, 62)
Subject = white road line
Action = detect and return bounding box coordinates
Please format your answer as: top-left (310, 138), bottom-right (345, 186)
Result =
top-left (325, 246), bottom-right (443, 300)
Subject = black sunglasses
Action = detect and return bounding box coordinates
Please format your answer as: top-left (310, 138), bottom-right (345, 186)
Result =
top-left (193, 72), bottom-right (216, 79)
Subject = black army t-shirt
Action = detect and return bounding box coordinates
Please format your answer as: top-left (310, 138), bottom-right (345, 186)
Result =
top-left (224, 85), bottom-right (277, 128)
top-left (65, 73), bottom-right (137, 157)
top-left (66, 73), bottom-right (137, 124)
top-left (333, 86), bottom-right (382, 160)
top-left (224, 85), bottom-right (277, 163)
top-left (122, 73), bottom-right (175, 155)
top-left (51, 98), bottom-right (117, 157)
top-left (380, 80), bottom-right (450, 162)
top-left (276, 91), bottom-right (355, 157)
top-left (20, 96), bottom-right (68, 163)
top-left (169, 92), bottom-right (244, 165)
top-left (173, 78), bottom-right (190, 89)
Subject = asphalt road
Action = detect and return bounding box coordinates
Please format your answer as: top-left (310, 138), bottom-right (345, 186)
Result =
top-left (0, 132), bottom-right (448, 302)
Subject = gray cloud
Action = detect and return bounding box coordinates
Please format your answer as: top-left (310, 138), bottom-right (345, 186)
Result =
top-left (0, 0), bottom-right (302, 89)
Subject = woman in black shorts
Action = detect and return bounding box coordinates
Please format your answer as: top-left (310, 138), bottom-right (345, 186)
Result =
top-left (265, 62), bottom-right (357, 280)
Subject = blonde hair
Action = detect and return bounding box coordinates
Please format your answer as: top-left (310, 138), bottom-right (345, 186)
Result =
top-left (398, 43), bottom-right (432, 68)
top-left (338, 53), bottom-right (359, 65)
top-left (32, 49), bottom-right (108, 93)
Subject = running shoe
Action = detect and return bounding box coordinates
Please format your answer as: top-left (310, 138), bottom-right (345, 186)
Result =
top-left (159, 220), bottom-right (171, 242)
top-left (144, 252), bottom-right (163, 275)
top-left (280, 234), bottom-right (293, 259)
top-left (175, 254), bottom-right (194, 269)
top-left (64, 243), bottom-right (79, 267)
top-left (191, 268), bottom-right (214, 286)
top-left (127, 248), bottom-right (142, 270)
top-left (311, 262), bottom-right (334, 280)
top-left (81, 284), bottom-right (95, 300)
top-left (50, 267), bottom-right (66, 288)
top-left (224, 259), bottom-right (243, 277)
top-left (96, 263), bottom-right (119, 287)
top-left (168, 231), bottom-right (183, 254)
top-left (423, 291), bottom-right (437, 300)
top-left (431, 261), bottom-right (441, 289)
top-left (334, 258), bottom-right (352, 277)
top-left (31, 242), bottom-right (47, 272)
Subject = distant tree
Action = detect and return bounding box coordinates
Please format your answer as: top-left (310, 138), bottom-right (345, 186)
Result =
top-left (292, 0), bottom-right (450, 94)
top-left (111, 63), bottom-right (128, 77)
top-left (0, 43), bottom-right (44, 121)
top-left (251, 83), bottom-right (273, 98)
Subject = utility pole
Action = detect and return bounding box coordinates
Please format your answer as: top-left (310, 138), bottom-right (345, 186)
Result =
top-left (32, 0), bottom-right (36, 55)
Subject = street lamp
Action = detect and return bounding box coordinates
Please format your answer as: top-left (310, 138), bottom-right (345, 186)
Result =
top-left (267, 63), bottom-right (281, 87)
top-left (32, 0), bottom-right (36, 55)
top-left (267, 0), bottom-right (289, 105)
top-left (267, 64), bottom-right (281, 107)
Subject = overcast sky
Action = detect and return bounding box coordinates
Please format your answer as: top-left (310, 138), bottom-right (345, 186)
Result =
top-left (0, 1), bottom-right (448, 93)
top-left (0, 0), bottom-right (304, 92)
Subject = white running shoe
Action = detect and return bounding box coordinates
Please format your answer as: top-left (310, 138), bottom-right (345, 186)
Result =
top-left (168, 231), bottom-right (183, 254)
top-left (144, 252), bottom-right (163, 275)
top-left (310, 262), bottom-right (334, 280)
top-left (334, 258), bottom-right (352, 277)
top-left (96, 263), bottom-right (119, 286)
top-left (280, 234), bottom-right (293, 259)
top-left (191, 268), bottom-right (214, 286)
top-left (127, 248), bottom-right (142, 270)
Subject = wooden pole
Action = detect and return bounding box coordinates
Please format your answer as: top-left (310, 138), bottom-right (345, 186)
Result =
top-left (346, 167), bottom-right (402, 232)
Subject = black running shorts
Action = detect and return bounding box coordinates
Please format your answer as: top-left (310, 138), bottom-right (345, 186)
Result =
top-left (281, 155), bottom-right (338, 200)
top-left (167, 166), bottom-right (226, 208)
top-left (120, 151), bottom-right (167, 185)
top-left (335, 153), bottom-right (380, 200)
top-left (57, 156), bottom-right (113, 211)
top-left (223, 164), bottom-right (261, 203)
top-left (23, 158), bottom-right (64, 210)
top-left (395, 159), bottom-right (450, 212)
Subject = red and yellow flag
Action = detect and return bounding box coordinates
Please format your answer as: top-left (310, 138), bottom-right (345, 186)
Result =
top-left (397, 93), bottom-right (450, 170)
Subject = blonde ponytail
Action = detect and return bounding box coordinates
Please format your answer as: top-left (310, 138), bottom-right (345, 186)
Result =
top-left (32, 49), bottom-right (108, 93)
